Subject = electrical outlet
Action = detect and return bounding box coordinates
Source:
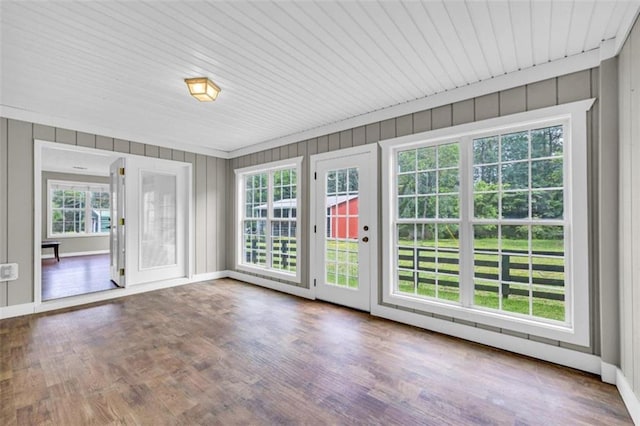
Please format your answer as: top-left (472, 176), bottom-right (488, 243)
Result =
top-left (0, 263), bottom-right (18, 281)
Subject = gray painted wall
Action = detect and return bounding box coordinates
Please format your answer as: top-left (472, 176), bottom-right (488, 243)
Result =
top-left (0, 118), bottom-right (7, 308)
top-left (41, 171), bottom-right (110, 256)
top-left (228, 68), bottom-right (606, 355)
top-left (618, 15), bottom-right (640, 401)
top-left (0, 119), bottom-right (227, 307)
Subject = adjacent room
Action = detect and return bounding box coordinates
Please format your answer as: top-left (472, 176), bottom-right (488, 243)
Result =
top-left (1, 1), bottom-right (640, 424)
top-left (39, 146), bottom-right (119, 301)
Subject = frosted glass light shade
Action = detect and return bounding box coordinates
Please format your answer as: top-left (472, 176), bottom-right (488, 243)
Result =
top-left (184, 77), bottom-right (221, 102)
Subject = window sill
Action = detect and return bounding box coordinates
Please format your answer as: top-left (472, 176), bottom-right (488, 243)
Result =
top-left (383, 291), bottom-right (588, 346)
top-left (47, 233), bottom-right (109, 239)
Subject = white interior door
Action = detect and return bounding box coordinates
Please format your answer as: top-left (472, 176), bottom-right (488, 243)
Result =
top-left (311, 145), bottom-right (377, 311)
top-left (109, 158), bottom-right (126, 287)
top-left (125, 156), bottom-right (190, 285)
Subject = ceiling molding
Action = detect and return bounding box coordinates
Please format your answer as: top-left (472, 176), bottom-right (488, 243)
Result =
top-left (228, 47), bottom-right (602, 158)
top-left (599, 38), bottom-right (617, 62)
top-left (614, 2), bottom-right (640, 55)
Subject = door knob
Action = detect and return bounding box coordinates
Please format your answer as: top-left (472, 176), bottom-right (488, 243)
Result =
top-left (362, 236), bottom-right (369, 243)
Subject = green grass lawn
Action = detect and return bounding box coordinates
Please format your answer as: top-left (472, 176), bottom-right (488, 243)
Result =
top-left (397, 279), bottom-right (564, 321)
top-left (325, 240), bottom-right (359, 288)
top-left (397, 237), bottom-right (565, 322)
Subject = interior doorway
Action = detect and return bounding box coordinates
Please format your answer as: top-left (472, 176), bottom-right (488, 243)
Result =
top-left (38, 145), bottom-right (122, 301)
top-left (34, 141), bottom-right (193, 305)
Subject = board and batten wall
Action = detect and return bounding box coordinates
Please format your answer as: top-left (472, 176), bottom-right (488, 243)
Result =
top-left (618, 15), bottom-right (640, 406)
top-left (40, 171), bottom-right (110, 256)
top-left (228, 67), bottom-right (610, 356)
top-left (0, 118), bottom-right (227, 308)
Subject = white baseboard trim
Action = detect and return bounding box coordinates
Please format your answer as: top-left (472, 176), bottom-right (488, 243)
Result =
top-left (41, 249), bottom-right (109, 260)
top-left (601, 361), bottom-right (618, 385)
top-left (0, 302), bottom-right (36, 319)
top-left (371, 304), bottom-right (602, 375)
top-left (616, 369), bottom-right (640, 425)
top-left (192, 271), bottom-right (230, 282)
top-left (227, 270), bottom-right (315, 300)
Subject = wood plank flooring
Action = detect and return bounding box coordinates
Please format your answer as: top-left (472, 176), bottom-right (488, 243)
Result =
top-left (1, 279), bottom-right (632, 425)
top-left (42, 254), bottom-right (117, 301)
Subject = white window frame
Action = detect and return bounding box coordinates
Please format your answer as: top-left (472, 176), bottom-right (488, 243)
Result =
top-left (47, 179), bottom-right (110, 238)
top-left (380, 100), bottom-right (594, 346)
top-left (235, 157), bottom-right (303, 283)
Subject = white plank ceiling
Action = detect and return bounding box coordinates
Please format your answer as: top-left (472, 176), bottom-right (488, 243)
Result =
top-left (1, 1), bottom-right (638, 155)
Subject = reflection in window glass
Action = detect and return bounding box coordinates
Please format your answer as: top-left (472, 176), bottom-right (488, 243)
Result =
top-left (140, 172), bottom-right (177, 269)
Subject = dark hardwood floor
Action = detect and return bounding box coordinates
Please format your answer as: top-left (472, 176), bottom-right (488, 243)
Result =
top-left (1, 279), bottom-right (632, 425)
top-left (42, 254), bottom-right (118, 301)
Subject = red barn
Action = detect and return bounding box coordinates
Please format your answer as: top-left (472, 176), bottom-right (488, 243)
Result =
top-left (253, 195), bottom-right (359, 239)
top-left (327, 195), bottom-right (359, 239)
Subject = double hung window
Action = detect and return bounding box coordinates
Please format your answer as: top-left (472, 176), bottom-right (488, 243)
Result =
top-left (236, 158), bottom-right (302, 282)
top-left (48, 180), bottom-right (110, 237)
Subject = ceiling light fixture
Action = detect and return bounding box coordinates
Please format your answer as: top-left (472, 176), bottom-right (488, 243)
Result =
top-left (184, 77), bottom-right (221, 102)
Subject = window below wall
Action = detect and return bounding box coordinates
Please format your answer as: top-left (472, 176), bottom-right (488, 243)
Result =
top-left (47, 180), bottom-right (110, 238)
top-left (235, 157), bottom-right (303, 282)
top-left (380, 100), bottom-right (593, 345)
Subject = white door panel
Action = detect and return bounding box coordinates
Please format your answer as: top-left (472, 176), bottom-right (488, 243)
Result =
top-left (125, 156), bottom-right (190, 285)
top-left (311, 146), bottom-right (377, 311)
top-left (110, 158), bottom-right (126, 287)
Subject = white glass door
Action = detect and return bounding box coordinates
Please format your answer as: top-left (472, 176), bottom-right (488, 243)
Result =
top-left (109, 158), bottom-right (126, 287)
top-left (311, 145), bottom-right (377, 311)
top-left (125, 156), bottom-right (190, 285)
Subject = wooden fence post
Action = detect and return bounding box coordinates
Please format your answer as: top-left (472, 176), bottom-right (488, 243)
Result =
top-left (281, 240), bottom-right (289, 269)
top-left (414, 247), bottom-right (419, 289)
top-left (251, 239), bottom-right (258, 263)
top-left (501, 254), bottom-right (510, 298)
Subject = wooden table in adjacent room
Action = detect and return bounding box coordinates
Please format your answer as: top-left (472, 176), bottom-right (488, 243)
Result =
top-left (42, 241), bottom-right (61, 262)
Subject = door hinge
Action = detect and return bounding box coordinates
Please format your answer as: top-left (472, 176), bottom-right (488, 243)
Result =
top-left (314, 225), bottom-right (316, 233)
top-left (119, 167), bottom-right (125, 176)
top-left (119, 218), bottom-right (125, 226)
top-left (314, 278), bottom-right (316, 287)
top-left (119, 268), bottom-right (125, 276)
top-left (314, 172), bottom-right (317, 180)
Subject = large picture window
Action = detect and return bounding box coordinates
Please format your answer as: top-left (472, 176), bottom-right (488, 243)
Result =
top-left (48, 180), bottom-right (110, 237)
top-left (236, 157), bottom-right (302, 282)
top-left (381, 101), bottom-right (592, 345)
